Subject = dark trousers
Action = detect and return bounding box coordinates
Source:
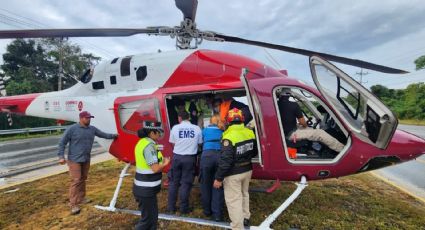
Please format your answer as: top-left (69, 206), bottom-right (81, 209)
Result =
top-left (200, 150), bottom-right (224, 218)
top-left (135, 195), bottom-right (158, 230)
top-left (167, 154), bottom-right (196, 212)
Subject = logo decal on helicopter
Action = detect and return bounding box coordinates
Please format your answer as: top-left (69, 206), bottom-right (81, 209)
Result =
top-left (78, 101), bottom-right (83, 111)
top-left (65, 100), bottom-right (79, 111)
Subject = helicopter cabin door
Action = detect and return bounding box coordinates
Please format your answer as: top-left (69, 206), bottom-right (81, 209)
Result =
top-left (309, 56), bottom-right (398, 149)
top-left (240, 68), bottom-right (263, 165)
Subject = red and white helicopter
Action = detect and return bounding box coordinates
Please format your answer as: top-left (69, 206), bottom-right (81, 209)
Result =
top-left (0, 1), bottom-right (424, 229)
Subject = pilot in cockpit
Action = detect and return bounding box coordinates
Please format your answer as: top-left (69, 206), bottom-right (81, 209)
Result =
top-left (277, 88), bottom-right (345, 153)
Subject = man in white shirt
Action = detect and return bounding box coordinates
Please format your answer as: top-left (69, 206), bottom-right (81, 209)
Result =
top-left (167, 110), bottom-right (203, 214)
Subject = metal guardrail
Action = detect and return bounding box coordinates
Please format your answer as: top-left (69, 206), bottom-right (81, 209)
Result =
top-left (0, 125), bottom-right (70, 136)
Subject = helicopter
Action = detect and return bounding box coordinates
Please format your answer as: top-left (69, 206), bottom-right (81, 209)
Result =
top-left (0, 0), bottom-right (424, 229)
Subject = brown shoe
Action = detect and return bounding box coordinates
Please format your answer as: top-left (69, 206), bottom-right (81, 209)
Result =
top-left (71, 206), bottom-right (81, 215)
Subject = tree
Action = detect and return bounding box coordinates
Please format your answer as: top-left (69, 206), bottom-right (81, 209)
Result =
top-left (414, 55), bottom-right (425, 70)
top-left (42, 38), bottom-right (101, 90)
top-left (370, 85), bottom-right (390, 98)
top-left (1, 39), bottom-right (56, 95)
top-left (370, 83), bottom-right (425, 120)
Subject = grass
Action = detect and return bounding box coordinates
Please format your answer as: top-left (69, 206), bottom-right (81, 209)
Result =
top-left (399, 119), bottom-right (425, 126)
top-left (1, 160), bottom-right (424, 229)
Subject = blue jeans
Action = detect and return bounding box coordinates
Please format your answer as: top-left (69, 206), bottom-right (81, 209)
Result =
top-left (200, 150), bottom-right (224, 218)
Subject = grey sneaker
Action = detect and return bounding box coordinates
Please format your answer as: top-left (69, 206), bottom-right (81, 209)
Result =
top-left (71, 206), bottom-right (81, 215)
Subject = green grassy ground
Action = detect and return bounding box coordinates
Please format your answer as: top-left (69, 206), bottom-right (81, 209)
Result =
top-left (1, 160), bottom-right (424, 229)
top-left (399, 119), bottom-right (425, 126)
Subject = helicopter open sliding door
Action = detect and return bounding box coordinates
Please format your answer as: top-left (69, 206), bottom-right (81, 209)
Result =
top-left (240, 68), bottom-right (263, 165)
top-left (309, 56), bottom-right (398, 149)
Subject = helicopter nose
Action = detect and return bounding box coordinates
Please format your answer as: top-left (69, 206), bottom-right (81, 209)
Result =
top-left (387, 130), bottom-right (425, 161)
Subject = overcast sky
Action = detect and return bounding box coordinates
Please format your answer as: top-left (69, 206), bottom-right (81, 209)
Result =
top-left (0, 0), bottom-right (424, 89)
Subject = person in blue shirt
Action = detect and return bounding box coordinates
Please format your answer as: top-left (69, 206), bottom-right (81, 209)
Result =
top-left (200, 114), bottom-right (224, 221)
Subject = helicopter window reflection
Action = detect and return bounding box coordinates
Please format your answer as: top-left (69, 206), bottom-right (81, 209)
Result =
top-left (120, 56), bottom-right (132, 77)
top-left (314, 64), bottom-right (364, 132)
top-left (111, 57), bottom-right (119, 64)
top-left (136, 66), bottom-right (147, 81)
top-left (92, 81), bottom-right (105, 90)
top-left (110, 75), bottom-right (117, 85)
top-left (274, 87), bottom-right (349, 162)
top-left (119, 98), bottom-right (161, 135)
top-left (80, 68), bottom-right (93, 83)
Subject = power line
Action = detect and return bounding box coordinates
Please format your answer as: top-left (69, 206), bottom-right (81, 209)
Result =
top-left (0, 8), bottom-right (116, 58)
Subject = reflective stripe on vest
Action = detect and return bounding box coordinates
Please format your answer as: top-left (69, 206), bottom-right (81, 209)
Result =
top-left (134, 138), bottom-right (163, 188)
top-left (222, 124), bottom-right (255, 145)
top-left (134, 179), bottom-right (162, 187)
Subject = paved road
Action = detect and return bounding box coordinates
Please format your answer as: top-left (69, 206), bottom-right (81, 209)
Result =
top-left (0, 135), bottom-right (108, 188)
top-left (373, 124), bottom-right (425, 202)
top-left (0, 135), bottom-right (101, 175)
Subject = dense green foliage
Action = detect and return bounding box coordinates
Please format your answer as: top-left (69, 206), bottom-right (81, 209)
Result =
top-left (0, 38), bottom-right (100, 129)
top-left (415, 55), bottom-right (425, 70)
top-left (371, 83), bottom-right (425, 120)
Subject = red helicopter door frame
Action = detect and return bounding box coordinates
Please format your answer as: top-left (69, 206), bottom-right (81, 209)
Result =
top-left (240, 68), bottom-right (264, 167)
top-left (309, 56), bottom-right (398, 149)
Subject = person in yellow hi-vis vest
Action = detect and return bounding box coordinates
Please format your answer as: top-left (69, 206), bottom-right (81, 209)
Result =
top-left (213, 108), bottom-right (257, 230)
top-left (133, 121), bottom-right (170, 230)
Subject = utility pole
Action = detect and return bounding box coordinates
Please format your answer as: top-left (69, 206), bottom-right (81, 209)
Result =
top-left (356, 68), bottom-right (369, 85)
top-left (58, 37), bottom-right (64, 91)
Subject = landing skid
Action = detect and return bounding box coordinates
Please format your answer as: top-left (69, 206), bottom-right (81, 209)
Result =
top-left (95, 163), bottom-right (308, 230)
top-left (251, 176), bottom-right (307, 230)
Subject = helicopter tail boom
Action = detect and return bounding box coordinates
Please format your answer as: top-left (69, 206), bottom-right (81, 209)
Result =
top-left (0, 93), bottom-right (41, 115)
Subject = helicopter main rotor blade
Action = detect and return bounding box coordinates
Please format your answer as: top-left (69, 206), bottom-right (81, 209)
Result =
top-left (0, 28), bottom-right (160, 39)
top-left (215, 34), bottom-right (408, 74)
top-left (175, 0), bottom-right (198, 21)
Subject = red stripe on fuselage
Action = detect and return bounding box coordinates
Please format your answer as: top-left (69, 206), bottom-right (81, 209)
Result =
top-left (0, 93), bottom-right (41, 115)
top-left (162, 49), bottom-right (271, 88)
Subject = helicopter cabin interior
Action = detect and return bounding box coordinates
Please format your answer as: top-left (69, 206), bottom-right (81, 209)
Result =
top-left (164, 89), bottom-right (262, 164)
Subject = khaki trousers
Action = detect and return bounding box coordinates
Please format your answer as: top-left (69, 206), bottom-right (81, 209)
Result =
top-left (291, 128), bottom-right (344, 152)
top-left (68, 160), bottom-right (90, 207)
top-left (223, 170), bottom-right (252, 230)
